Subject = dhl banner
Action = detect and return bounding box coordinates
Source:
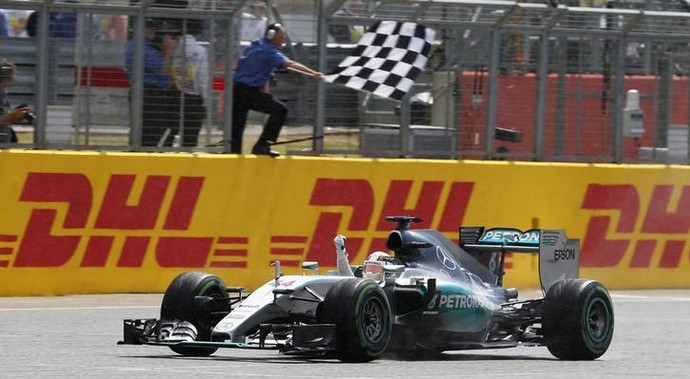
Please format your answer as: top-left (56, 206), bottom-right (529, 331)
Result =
top-left (1, 150), bottom-right (689, 296)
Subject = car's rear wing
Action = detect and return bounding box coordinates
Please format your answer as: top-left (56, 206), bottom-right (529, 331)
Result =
top-left (459, 227), bottom-right (579, 293)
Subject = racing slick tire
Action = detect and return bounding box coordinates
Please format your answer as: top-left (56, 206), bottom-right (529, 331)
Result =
top-left (160, 271), bottom-right (228, 356)
top-left (542, 279), bottom-right (614, 360)
top-left (318, 278), bottom-right (392, 362)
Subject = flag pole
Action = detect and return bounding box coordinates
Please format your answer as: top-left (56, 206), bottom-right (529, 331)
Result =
top-left (286, 66), bottom-right (319, 78)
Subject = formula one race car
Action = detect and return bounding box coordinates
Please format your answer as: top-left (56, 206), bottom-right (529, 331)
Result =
top-left (119, 216), bottom-right (614, 362)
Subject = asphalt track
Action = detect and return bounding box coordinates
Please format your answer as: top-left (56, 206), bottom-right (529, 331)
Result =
top-left (0, 289), bottom-right (688, 378)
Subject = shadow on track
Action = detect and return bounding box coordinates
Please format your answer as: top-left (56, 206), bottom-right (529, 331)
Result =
top-left (119, 350), bottom-right (555, 364)
top-left (384, 351), bottom-right (554, 362)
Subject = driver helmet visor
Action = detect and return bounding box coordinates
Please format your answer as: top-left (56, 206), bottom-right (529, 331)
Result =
top-left (363, 261), bottom-right (384, 282)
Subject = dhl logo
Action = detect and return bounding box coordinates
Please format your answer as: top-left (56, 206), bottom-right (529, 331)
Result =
top-left (0, 174), bottom-right (475, 269)
top-left (581, 184), bottom-right (690, 268)
top-left (304, 179), bottom-right (475, 266)
top-left (0, 173), bottom-right (249, 269)
top-left (4, 175), bottom-right (685, 271)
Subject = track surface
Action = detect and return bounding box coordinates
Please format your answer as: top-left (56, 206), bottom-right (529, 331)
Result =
top-left (0, 289), bottom-right (688, 378)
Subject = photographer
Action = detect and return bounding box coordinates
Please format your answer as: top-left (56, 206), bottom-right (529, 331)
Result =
top-left (0, 59), bottom-right (34, 144)
top-left (171, 19), bottom-right (208, 147)
top-left (124, 18), bottom-right (180, 147)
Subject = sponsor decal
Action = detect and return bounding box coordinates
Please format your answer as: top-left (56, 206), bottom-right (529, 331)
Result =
top-left (423, 292), bottom-right (440, 315)
top-left (438, 293), bottom-right (486, 309)
top-left (554, 249), bottom-right (576, 261)
top-left (276, 279), bottom-right (297, 288)
top-left (0, 175), bottom-right (475, 270)
top-left (436, 246), bottom-right (458, 271)
top-left (581, 184), bottom-right (690, 268)
top-left (427, 292), bottom-right (439, 310)
top-left (215, 321), bottom-right (234, 330)
top-left (0, 173), bottom-right (255, 269)
top-left (304, 179), bottom-right (474, 266)
top-left (480, 229), bottom-right (540, 246)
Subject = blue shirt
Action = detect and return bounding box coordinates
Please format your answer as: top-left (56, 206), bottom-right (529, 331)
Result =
top-left (0, 11), bottom-right (8, 36)
top-left (50, 12), bottom-right (77, 38)
top-left (124, 41), bottom-right (171, 90)
top-left (234, 39), bottom-right (287, 88)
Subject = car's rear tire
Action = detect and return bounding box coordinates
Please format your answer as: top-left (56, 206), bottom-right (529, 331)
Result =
top-left (319, 278), bottom-right (392, 362)
top-left (160, 271), bottom-right (227, 356)
top-left (542, 279), bottom-right (614, 360)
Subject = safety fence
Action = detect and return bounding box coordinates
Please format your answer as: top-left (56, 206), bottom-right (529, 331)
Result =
top-left (0, 1), bottom-right (689, 163)
top-left (318, 0), bottom-right (690, 162)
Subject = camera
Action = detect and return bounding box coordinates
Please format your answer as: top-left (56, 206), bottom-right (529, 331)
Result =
top-left (22, 111), bottom-right (36, 123)
top-left (15, 104), bottom-right (36, 123)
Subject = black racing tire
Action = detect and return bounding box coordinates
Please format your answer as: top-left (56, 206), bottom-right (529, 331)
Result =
top-left (542, 279), bottom-right (614, 360)
top-left (160, 271), bottom-right (228, 356)
top-left (319, 278), bottom-right (392, 362)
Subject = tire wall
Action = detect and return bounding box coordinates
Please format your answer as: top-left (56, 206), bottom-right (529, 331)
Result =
top-left (1, 149), bottom-right (689, 295)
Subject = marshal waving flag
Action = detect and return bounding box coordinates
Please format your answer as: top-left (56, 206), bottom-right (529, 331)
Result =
top-left (325, 20), bottom-right (436, 102)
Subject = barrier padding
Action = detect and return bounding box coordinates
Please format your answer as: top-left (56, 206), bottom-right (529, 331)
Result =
top-left (1, 150), bottom-right (689, 296)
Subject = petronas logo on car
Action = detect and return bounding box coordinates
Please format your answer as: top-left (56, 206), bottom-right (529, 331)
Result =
top-left (439, 294), bottom-right (486, 309)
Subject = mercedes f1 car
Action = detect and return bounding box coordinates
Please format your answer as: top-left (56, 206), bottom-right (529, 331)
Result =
top-left (119, 216), bottom-right (614, 362)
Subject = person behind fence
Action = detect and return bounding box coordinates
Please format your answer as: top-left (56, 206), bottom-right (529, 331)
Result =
top-left (0, 60), bottom-right (34, 144)
top-left (240, 1), bottom-right (267, 42)
top-left (125, 18), bottom-right (180, 147)
top-left (0, 10), bottom-right (9, 36)
top-left (49, 11), bottom-right (77, 38)
top-left (230, 22), bottom-right (324, 157)
top-left (171, 19), bottom-right (208, 148)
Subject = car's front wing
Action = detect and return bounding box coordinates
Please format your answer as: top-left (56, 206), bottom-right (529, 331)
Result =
top-left (118, 318), bottom-right (338, 355)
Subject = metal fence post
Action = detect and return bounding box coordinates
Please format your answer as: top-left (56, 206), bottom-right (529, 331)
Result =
top-left (535, 31), bottom-right (550, 161)
top-left (485, 28), bottom-right (501, 160)
top-left (222, 11), bottom-right (236, 154)
top-left (613, 37), bottom-right (626, 162)
top-left (129, 11), bottom-right (145, 151)
top-left (34, 3), bottom-right (50, 148)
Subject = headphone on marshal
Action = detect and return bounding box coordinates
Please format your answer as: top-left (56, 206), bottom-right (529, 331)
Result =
top-left (265, 22), bottom-right (282, 41)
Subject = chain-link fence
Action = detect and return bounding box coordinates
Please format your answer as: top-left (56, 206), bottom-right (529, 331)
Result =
top-left (316, 0), bottom-right (690, 163)
top-left (1, 0), bottom-right (689, 163)
top-left (0, 0), bottom-right (239, 151)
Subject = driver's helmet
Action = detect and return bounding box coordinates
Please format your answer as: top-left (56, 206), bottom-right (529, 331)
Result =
top-left (362, 251), bottom-right (391, 282)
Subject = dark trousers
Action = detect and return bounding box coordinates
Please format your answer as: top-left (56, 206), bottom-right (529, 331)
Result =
top-left (179, 94), bottom-right (205, 147)
top-left (230, 82), bottom-right (287, 154)
top-left (0, 125), bottom-right (17, 143)
top-left (140, 86), bottom-right (180, 147)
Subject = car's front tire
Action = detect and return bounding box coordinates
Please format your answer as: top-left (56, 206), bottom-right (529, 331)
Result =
top-left (542, 279), bottom-right (614, 360)
top-left (319, 278), bottom-right (392, 362)
top-left (160, 271), bottom-right (228, 356)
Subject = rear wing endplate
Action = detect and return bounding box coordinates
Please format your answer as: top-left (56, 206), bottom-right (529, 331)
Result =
top-left (460, 227), bottom-right (579, 293)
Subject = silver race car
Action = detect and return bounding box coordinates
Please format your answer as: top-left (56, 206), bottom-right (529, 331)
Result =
top-left (119, 216), bottom-right (614, 362)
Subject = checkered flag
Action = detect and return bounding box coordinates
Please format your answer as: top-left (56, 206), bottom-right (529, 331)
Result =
top-left (325, 20), bottom-right (436, 102)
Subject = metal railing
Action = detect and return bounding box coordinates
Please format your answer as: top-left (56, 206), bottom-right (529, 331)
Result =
top-left (310, 0), bottom-right (690, 163)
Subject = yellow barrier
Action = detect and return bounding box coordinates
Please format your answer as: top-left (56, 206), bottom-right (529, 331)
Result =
top-left (1, 150), bottom-right (689, 296)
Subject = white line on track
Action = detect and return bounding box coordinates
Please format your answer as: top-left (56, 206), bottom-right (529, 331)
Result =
top-left (611, 293), bottom-right (690, 302)
top-left (0, 305), bottom-right (159, 312)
